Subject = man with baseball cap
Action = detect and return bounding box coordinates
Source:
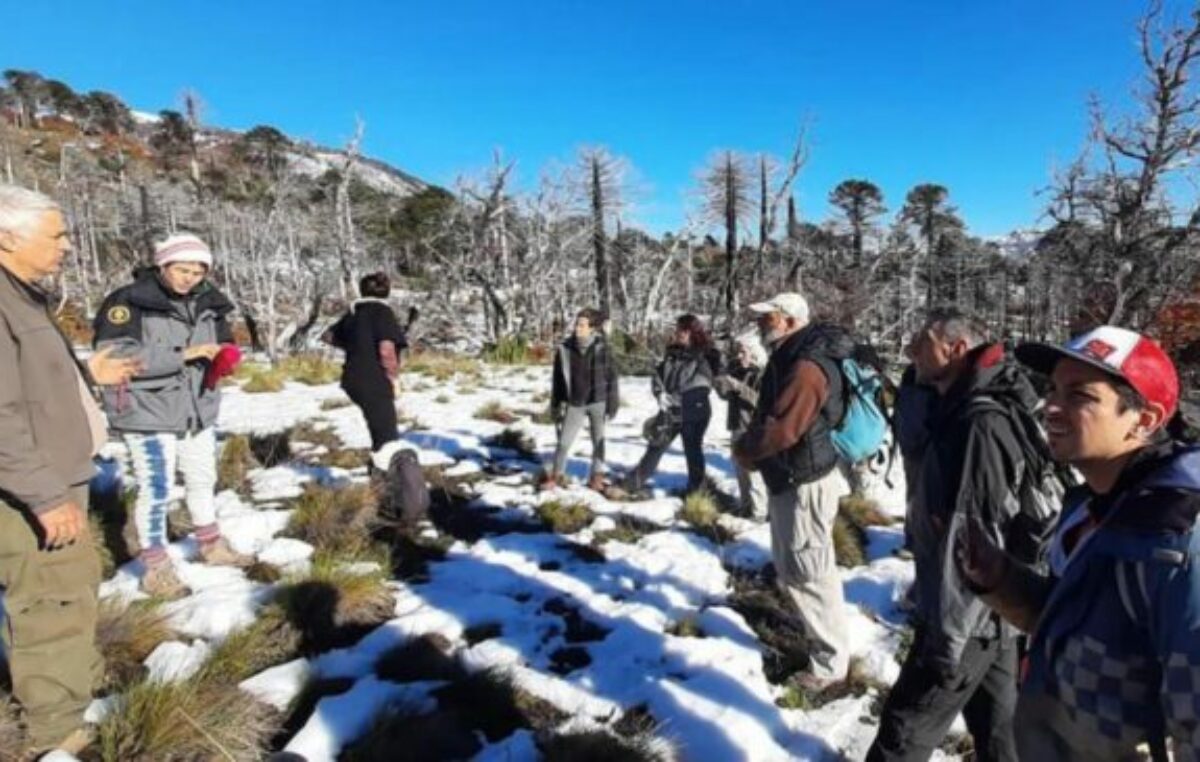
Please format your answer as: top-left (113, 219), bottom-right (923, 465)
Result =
top-left (959, 325), bottom-right (1200, 761)
top-left (93, 232), bottom-right (251, 598)
top-left (734, 290), bottom-right (854, 688)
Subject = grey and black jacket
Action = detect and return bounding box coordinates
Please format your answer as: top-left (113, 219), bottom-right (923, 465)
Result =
top-left (551, 335), bottom-right (619, 416)
top-left (652, 345), bottom-right (721, 422)
top-left (94, 269), bottom-right (234, 434)
top-left (717, 363), bottom-right (762, 434)
top-left (909, 343), bottom-right (1043, 677)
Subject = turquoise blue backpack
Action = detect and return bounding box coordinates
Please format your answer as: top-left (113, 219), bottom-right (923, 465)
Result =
top-left (829, 355), bottom-right (890, 465)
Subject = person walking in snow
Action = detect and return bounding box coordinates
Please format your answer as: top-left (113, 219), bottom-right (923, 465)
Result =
top-left (732, 292), bottom-right (854, 691)
top-left (0, 184), bottom-right (141, 757)
top-left (867, 308), bottom-right (1055, 762)
top-left (542, 307), bottom-right (619, 492)
top-left (960, 326), bottom-right (1200, 762)
top-left (94, 233), bottom-right (251, 597)
top-left (323, 271), bottom-right (409, 465)
top-left (615, 314), bottom-right (720, 497)
top-left (714, 330), bottom-right (769, 519)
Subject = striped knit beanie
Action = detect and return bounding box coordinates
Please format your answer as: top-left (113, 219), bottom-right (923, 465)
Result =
top-left (154, 233), bottom-right (213, 269)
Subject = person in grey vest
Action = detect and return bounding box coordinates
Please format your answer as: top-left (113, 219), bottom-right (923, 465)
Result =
top-left (94, 233), bottom-right (252, 599)
top-left (542, 307), bottom-right (619, 492)
top-left (714, 330), bottom-right (769, 519)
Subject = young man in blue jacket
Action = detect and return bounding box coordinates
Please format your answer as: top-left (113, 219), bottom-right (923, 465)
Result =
top-left (960, 325), bottom-right (1200, 761)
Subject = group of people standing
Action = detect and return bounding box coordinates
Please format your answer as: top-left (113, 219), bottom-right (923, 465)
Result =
top-left (544, 292), bottom-right (1200, 761)
top-left (0, 176), bottom-right (1197, 760)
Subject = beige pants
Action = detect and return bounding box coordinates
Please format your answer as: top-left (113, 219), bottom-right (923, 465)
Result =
top-left (0, 485), bottom-right (101, 747)
top-left (768, 467), bottom-right (851, 680)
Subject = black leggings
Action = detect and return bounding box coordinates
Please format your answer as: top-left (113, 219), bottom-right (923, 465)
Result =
top-left (345, 380), bottom-right (398, 451)
top-left (628, 395), bottom-right (712, 493)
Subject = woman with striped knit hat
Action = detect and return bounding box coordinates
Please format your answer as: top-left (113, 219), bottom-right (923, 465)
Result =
top-left (93, 233), bottom-right (250, 597)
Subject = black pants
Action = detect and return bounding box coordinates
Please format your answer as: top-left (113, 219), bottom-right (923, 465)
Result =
top-left (628, 397), bottom-right (711, 493)
top-left (344, 380), bottom-right (398, 452)
top-left (867, 628), bottom-right (1018, 762)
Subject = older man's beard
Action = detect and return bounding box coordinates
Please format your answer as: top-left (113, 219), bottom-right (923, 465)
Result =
top-left (759, 324), bottom-right (787, 347)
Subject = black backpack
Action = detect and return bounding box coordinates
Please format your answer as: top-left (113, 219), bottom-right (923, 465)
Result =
top-left (966, 395), bottom-right (1074, 568)
top-left (380, 449), bottom-right (431, 525)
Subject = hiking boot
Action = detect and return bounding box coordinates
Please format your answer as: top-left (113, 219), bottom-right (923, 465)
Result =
top-left (20, 727), bottom-right (95, 761)
top-left (199, 537), bottom-right (254, 567)
top-left (142, 561), bottom-right (191, 599)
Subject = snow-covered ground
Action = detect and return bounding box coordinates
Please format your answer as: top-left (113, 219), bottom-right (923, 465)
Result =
top-left (83, 362), bottom-right (943, 761)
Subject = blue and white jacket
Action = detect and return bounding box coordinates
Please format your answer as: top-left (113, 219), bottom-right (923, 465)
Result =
top-left (1015, 442), bottom-right (1200, 761)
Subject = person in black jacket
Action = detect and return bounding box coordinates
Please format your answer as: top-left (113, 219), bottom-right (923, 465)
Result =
top-left (617, 314), bottom-right (721, 496)
top-left (323, 272), bottom-right (408, 459)
top-left (867, 308), bottom-right (1043, 762)
top-left (542, 308), bottom-right (619, 492)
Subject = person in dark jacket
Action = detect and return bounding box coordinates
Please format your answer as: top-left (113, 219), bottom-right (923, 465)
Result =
top-left (95, 233), bottom-right (252, 599)
top-left (867, 308), bottom-right (1041, 762)
top-left (714, 330), bottom-right (768, 518)
top-left (618, 314), bottom-right (720, 495)
top-left (894, 363), bottom-right (938, 557)
top-left (542, 308), bottom-right (619, 492)
top-left (960, 326), bottom-right (1200, 762)
top-left (324, 272), bottom-right (409, 462)
top-left (734, 292), bottom-right (853, 688)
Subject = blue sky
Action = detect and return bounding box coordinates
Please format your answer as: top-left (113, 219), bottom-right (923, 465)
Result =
top-left (3, 1), bottom-right (1179, 237)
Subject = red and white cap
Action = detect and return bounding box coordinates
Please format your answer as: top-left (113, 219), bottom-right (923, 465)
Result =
top-left (1016, 325), bottom-right (1179, 418)
top-left (154, 233), bottom-right (213, 269)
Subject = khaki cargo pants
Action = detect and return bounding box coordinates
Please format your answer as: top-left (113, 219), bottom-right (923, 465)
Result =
top-left (768, 466), bottom-right (851, 680)
top-left (0, 485), bottom-right (101, 748)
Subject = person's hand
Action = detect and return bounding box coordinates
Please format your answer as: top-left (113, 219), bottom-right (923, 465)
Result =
top-left (183, 344), bottom-right (222, 362)
top-left (954, 516), bottom-right (1010, 593)
top-left (36, 500), bottom-right (88, 550)
top-left (87, 346), bottom-right (143, 386)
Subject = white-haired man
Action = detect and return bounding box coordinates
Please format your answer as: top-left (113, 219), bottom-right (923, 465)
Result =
top-left (733, 292), bottom-right (853, 688)
top-left (0, 184), bottom-right (140, 755)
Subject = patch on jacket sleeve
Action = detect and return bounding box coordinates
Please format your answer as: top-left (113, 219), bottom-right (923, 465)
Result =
top-left (106, 305), bottom-right (131, 325)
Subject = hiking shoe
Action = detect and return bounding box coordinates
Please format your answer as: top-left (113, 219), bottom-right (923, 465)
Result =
top-left (199, 537), bottom-right (254, 567)
top-left (19, 727), bottom-right (94, 761)
top-left (141, 561), bottom-right (191, 599)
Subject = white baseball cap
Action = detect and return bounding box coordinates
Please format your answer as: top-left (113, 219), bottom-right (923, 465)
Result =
top-left (748, 292), bottom-right (809, 322)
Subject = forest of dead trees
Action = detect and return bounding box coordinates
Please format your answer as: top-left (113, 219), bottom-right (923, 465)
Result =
top-left (3, 1), bottom-right (1200, 379)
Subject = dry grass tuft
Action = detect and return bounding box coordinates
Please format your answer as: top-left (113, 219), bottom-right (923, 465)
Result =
top-left (473, 400), bottom-right (518, 424)
top-left (679, 490), bottom-right (720, 529)
top-left (217, 434), bottom-right (255, 493)
top-left (277, 354), bottom-right (341, 386)
top-left (96, 598), bottom-right (175, 690)
top-left (95, 673), bottom-right (275, 762)
top-left (535, 499), bottom-right (594, 534)
top-left (665, 616), bottom-right (706, 638)
top-left (0, 695), bottom-right (25, 762)
top-left (484, 427), bottom-right (538, 460)
top-left (539, 725), bottom-right (678, 762)
top-left (285, 483), bottom-right (379, 556)
top-left (320, 396), bottom-right (353, 411)
top-left (204, 605), bottom-right (301, 685)
top-left (240, 366), bottom-right (286, 393)
top-left (405, 351), bottom-right (483, 383)
top-left (275, 548), bottom-right (395, 634)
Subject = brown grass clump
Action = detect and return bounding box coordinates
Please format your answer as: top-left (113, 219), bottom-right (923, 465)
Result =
top-left (539, 725), bottom-right (678, 762)
top-left (217, 434), bottom-right (255, 492)
top-left (405, 351), bottom-right (483, 383)
top-left (204, 605), bottom-right (302, 685)
top-left (95, 673), bottom-right (275, 762)
top-left (320, 396), bottom-right (353, 411)
top-left (240, 366), bottom-right (286, 393)
top-left (96, 599), bottom-right (175, 690)
top-left (277, 354), bottom-right (341, 386)
top-left (535, 499), bottom-right (594, 534)
top-left (0, 695), bottom-right (25, 762)
top-left (473, 400), bottom-right (518, 424)
top-left (274, 548), bottom-right (396, 637)
top-left (285, 484), bottom-right (378, 556)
